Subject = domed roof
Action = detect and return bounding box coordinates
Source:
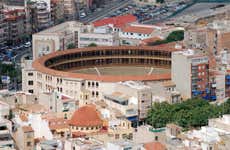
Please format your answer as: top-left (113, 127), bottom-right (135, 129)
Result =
top-left (69, 105), bottom-right (103, 127)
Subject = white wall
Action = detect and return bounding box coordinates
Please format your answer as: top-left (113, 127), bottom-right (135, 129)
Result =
top-left (172, 52), bottom-right (191, 99)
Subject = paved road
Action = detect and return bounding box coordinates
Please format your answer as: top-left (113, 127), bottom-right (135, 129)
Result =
top-left (14, 47), bottom-right (32, 64)
top-left (80, 0), bottom-right (132, 23)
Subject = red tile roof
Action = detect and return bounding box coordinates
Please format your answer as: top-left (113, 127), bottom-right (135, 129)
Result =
top-left (19, 114), bottom-right (28, 122)
top-left (93, 14), bottom-right (137, 28)
top-left (122, 25), bottom-right (154, 34)
top-left (32, 46), bottom-right (178, 82)
top-left (47, 118), bottom-right (69, 130)
top-left (69, 105), bottom-right (103, 127)
top-left (144, 142), bottom-right (166, 150)
top-left (140, 37), bottom-right (163, 46)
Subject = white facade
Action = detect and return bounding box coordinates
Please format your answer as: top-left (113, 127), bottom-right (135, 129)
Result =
top-left (32, 21), bottom-right (119, 59)
top-left (172, 50), bottom-right (209, 99)
top-left (79, 32), bottom-right (118, 48)
top-left (14, 114), bottom-right (53, 140)
top-left (119, 30), bottom-right (152, 40)
top-left (172, 51), bottom-right (192, 99)
top-left (32, 21), bottom-right (81, 59)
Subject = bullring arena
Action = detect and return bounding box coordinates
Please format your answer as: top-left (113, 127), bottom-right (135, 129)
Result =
top-left (33, 45), bottom-right (178, 82)
top-left (27, 45), bottom-right (180, 100)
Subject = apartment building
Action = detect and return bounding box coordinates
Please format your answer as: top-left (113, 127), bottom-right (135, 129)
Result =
top-left (50, 0), bottom-right (64, 25)
top-left (63, 0), bottom-right (75, 20)
top-left (4, 7), bottom-right (27, 45)
top-left (0, 3), bottom-right (7, 49)
top-left (26, 0), bottom-right (52, 32)
top-left (184, 26), bottom-right (207, 50)
top-left (185, 21), bottom-right (230, 56)
top-left (172, 49), bottom-right (214, 100)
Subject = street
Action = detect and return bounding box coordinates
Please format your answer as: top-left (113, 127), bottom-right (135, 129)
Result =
top-left (80, 0), bottom-right (132, 23)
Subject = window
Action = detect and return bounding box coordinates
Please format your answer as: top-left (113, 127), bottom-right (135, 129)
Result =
top-left (28, 81), bottom-right (33, 85)
top-left (27, 133), bottom-right (33, 138)
top-left (88, 82), bottom-right (91, 87)
top-left (28, 72), bottom-right (33, 76)
top-left (27, 142), bottom-right (31, 146)
top-left (96, 91), bottom-right (99, 97)
top-left (28, 90), bottom-right (33, 94)
top-left (115, 134), bottom-right (119, 139)
top-left (96, 82), bottom-right (99, 87)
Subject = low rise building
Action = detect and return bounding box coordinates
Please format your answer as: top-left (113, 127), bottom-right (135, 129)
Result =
top-left (92, 14), bottom-right (137, 33)
top-left (69, 105), bottom-right (104, 137)
top-left (107, 140), bottom-right (144, 150)
top-left (36, 139), bottom-right (63, 150)
top-left (13, 125), bottom-right (34, 150)
top-left (102, 81), bottom-right (153, 122)
top-left (209, 114), bottom-right (230, 132)
top-left (180, 126), bottom-right (224, 150)
top-left (64, 137), bottom-right (105, 150)
top-left (32, 21), bottom-right (81, 59)
top-left (148, 81), bottom-right (181, 104)
top-left (0, 119), bottom-right (15, 149)
top-left (0, 101), bottom-right (10, 119)
top-left (14, 113), bottom-right (53, 140)
top-left (103, 92), bottom-right (138, 122)
top-left (119, 24), bottom-right (155, 45)
top-left (32, 21), bottom-right (119, 59)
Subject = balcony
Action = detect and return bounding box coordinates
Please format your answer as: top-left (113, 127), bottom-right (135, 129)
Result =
top-left (226, 75), bottom-right (230, 80)
top-left (226, 81), bottom-right (230, 85)
top-left (0, 133), bottom-right (14, 148)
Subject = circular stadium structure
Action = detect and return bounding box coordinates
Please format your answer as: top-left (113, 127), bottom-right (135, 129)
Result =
top-left (32, 46), bottom-right (177, 82)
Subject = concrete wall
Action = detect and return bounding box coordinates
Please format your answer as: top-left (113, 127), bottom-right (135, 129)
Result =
top-left (172, 52), bottom-right (191, 99)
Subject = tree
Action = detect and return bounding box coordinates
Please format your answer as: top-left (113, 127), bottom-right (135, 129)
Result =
top-left (147, 98), bottom-right (228, 129)
top-left (88, 43), bottom-right (97, 47)
top-left (67, 43), bottom-right (76, 49)
top-left (166, 30), bottom-right (184, 42)
top-left (8, 109), bottom-right (14, 120)
top-left (156, 0), bottom-right (165, 3)
top-left (148, 30), bottom-right (184, 46)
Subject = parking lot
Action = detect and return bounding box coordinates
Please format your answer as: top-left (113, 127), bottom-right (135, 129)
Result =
top-left (0, 41), bottom-right (32, 63)
top-left (79, 0), bottom-right (189, 24)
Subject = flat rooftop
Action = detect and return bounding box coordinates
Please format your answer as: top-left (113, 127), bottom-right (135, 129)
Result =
top-left (36, 21), bottom-right (82, 35)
